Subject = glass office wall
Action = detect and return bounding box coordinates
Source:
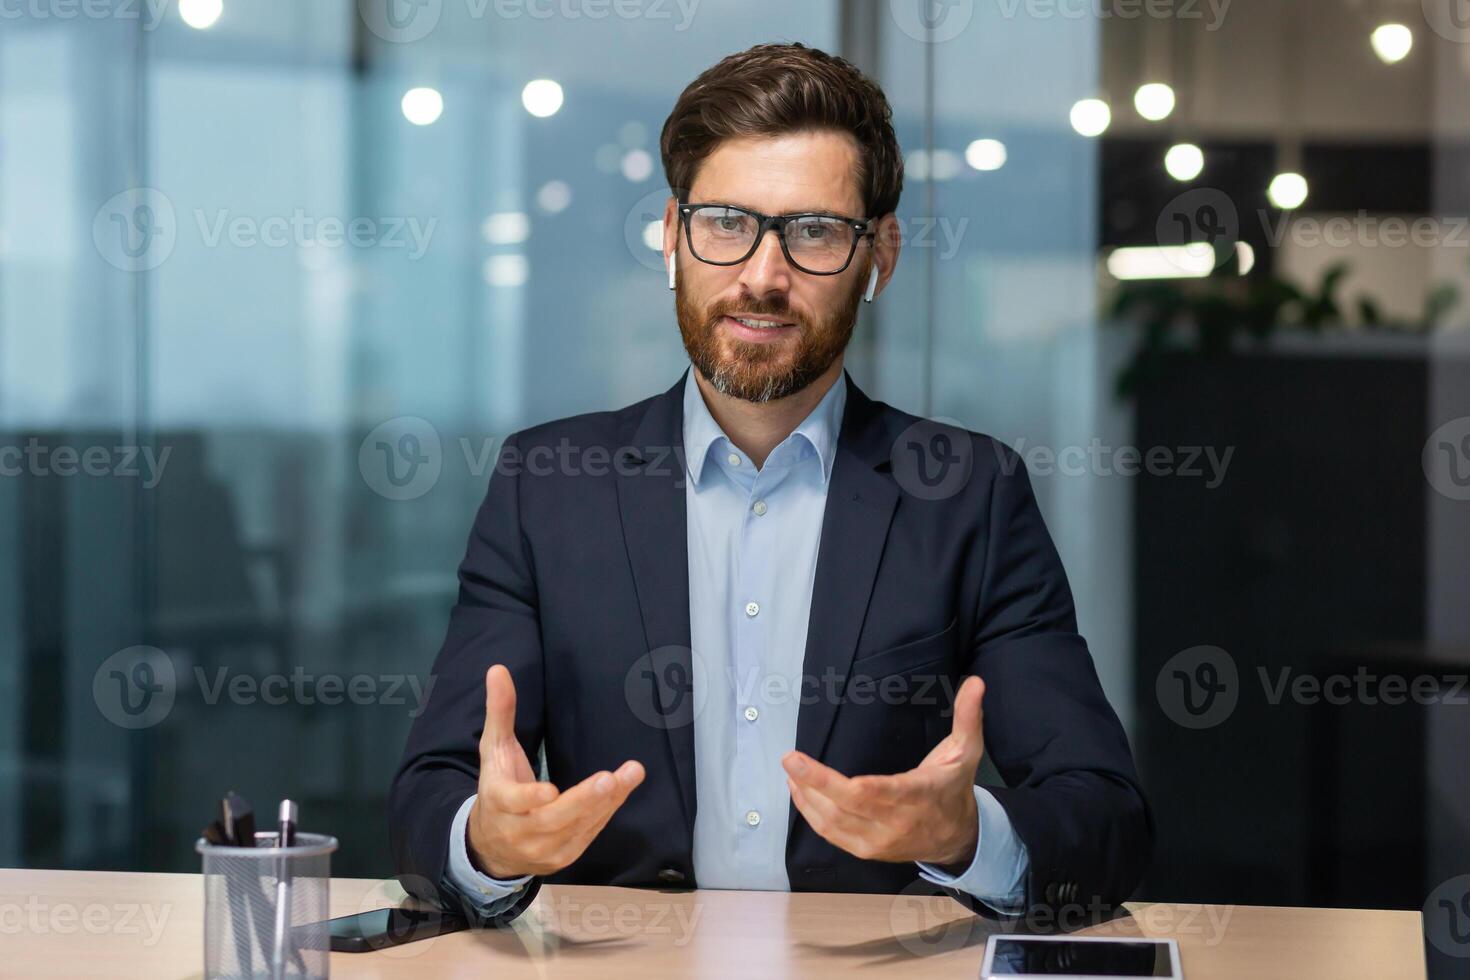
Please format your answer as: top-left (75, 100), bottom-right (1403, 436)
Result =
top-left (879, 3), bottom-right (1133, 722)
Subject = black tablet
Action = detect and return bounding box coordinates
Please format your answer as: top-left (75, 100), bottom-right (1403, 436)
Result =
top-left (981, 935), bottom-right (1183, 979)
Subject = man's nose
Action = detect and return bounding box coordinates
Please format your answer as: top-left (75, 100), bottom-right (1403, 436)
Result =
top-left (737, 227), bottom-right (794, 299)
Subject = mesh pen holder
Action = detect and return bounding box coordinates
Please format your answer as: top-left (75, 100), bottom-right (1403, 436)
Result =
top-left (197, 831), bottom-right (337, 980)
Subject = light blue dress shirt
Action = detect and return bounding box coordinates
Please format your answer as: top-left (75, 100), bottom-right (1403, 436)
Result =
top-left (443, 368), bottom-right (1029, 916)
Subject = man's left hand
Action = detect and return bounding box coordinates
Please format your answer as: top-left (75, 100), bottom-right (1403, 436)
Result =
top-left (782, 675), bottom-right (986, 868)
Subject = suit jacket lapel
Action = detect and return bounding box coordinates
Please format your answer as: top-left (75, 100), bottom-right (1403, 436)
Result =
top-left (615, 371), bottom-right (698, 838)
top-left (792, 374), bottom-right (901, 773)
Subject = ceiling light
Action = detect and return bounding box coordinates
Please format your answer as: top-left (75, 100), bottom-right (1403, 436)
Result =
top-left (1371, 24), bottom-right (1413, 64)
top-left (1134, 83), bottom-right (1176, 122)
top-left (1164, 143), bottom-right (1204, 181)
top-left (1070, 99), bottom-right (1111, 137)
top-left (1268, 172), bottom-right (1309, 210)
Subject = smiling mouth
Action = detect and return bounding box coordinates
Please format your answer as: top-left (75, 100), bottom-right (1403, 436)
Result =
top-left (722, 314), bottom-right (796, 331)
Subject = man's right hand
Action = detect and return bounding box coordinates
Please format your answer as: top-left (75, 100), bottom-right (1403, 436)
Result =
top-left (466, 664), bottom-right (645, 879)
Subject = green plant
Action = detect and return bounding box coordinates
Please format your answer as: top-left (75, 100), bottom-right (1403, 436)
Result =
top-left (1108, 259), bottom-right (1462, 398)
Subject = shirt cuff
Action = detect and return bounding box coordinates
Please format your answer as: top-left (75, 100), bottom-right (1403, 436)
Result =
top-left (915, 785), bottom-right (1029, 915)
top-left (444, 794), bottom-right (534, 910)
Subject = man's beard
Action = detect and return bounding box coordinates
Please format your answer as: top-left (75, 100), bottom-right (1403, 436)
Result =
top-left (674, 260), bottom-right (865, 404)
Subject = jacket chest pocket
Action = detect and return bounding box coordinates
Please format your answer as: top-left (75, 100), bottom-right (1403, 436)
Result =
top-left (848, 616), bottom-right (957, 681)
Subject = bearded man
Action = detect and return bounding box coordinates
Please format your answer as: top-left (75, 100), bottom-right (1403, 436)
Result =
top-left (390, 41), bottom-right (1151, 928)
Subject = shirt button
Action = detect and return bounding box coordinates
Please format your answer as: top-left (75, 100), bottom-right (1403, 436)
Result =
top-left (745, 601), bottom-right (760, 618)
top-left (727, 452), bottom-right (741, 466)
top-left (752, 500), bottom-right (768, 516)
top-left (743, 705), bottom-right (759, 722)
top-left (745, 810), bottom-right (762, 827)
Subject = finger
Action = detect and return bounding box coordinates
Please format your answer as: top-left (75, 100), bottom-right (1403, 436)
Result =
top-left (481, 775), bottom-right (623, 874)
top-left (481, 664), bottom-right (519, 748)
top-left (918, 679), bottom-right (985, 769)
top-left (919, 734), bottom-right (964, 768)
top-left (847, 771), bottom-right (933, 807)
top-left (483, 776), bottom-right (559, 815)
top-left (559, 779), bottom-right (636, 861)
top-left (810, 771), bottom-right (932, 823)
top-left (789, 779), bottom-right (874, 855)
top-left (948, 675), bottom-right (985, 750)
top-left (782, 751), bottom-right (852, 795)
top-left (527, 761), bottom-right (643, 834)
top-left (784, 752), bottom-right (891, 816)
top-left (789, 778), bottom-right (863, 834)
top-left (496, 738), bottom-right (541, 785)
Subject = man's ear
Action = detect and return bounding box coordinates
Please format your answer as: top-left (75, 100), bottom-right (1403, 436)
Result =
top-left (865, 212), bottom-right (902, 303)
top-left (663, 195), bottom-right (680, 290)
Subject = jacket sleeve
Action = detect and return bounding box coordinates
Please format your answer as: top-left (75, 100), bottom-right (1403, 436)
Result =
top-left (388, 433), bottom-right (547, 927)
top-left (944, 443), bottom-right (1153, 926)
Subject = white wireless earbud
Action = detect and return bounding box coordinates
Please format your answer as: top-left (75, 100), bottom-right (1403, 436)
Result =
top-left (667, 250), bottom-right (677, 290)
top-left (863, 264), bottom-right (878, 303)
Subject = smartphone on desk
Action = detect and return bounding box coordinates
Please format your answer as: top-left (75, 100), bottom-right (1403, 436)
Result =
top-left (328, 902), bottom-right (470, 952)
top-left (981, 934), bottom-right (1183, 979)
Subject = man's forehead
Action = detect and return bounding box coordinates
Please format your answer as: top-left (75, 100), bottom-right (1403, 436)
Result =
top-left (688, 131), bottom-right (866, 216)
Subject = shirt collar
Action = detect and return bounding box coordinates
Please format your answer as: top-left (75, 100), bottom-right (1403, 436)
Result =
top-left (682, 367), bottom-right (847, 488)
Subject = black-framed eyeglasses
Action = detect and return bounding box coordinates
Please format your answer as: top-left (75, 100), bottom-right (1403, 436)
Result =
top-left (677, 202), bottom-right (874, 276)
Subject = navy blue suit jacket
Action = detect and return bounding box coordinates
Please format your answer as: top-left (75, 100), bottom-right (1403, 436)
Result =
top-left (389, 371), bottom-right (1151, 925)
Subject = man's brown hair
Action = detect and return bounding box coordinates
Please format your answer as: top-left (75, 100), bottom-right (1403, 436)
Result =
top-left (659, 42), bottom-right (904, 221)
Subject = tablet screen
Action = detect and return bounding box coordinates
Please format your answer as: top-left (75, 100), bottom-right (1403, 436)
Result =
top-left (988, 938), bottom-right (1174, 976)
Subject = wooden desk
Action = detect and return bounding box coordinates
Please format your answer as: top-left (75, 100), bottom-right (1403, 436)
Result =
top-left (0, 869), bottom-right (1426, 979)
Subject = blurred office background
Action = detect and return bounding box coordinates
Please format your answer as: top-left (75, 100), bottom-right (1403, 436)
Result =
top-left (1, 0), bottom-right (1467, 974)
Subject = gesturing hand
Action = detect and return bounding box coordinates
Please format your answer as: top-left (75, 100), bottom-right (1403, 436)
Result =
top-left (782, 675), bottom-right (986, 868)
top-left (467, 664), bottom-right (645, 878)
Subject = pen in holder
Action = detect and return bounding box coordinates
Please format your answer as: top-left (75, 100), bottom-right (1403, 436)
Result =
top-left (197, 831), bottom-right (337, 979)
